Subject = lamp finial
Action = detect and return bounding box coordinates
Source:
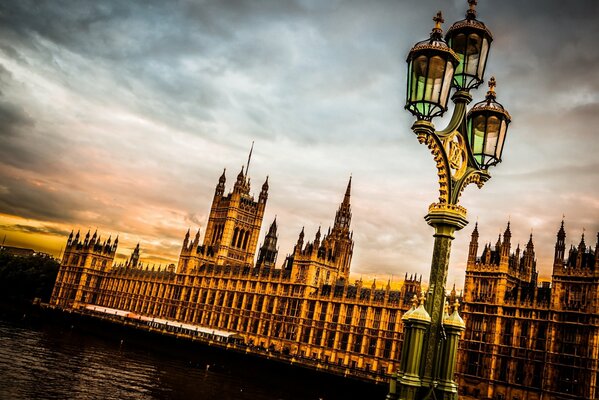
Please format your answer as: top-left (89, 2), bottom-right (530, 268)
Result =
top-left (487, 76), bottom-right (497, 99)
top-left (431, 11), bottom-right (444, 38)
top-left (466, 0), bottom-right (478, 20)
top-left (453, 299), bottom-right (461, 313)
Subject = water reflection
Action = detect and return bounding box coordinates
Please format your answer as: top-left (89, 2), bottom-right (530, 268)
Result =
top-left (0, 318), bottom-right (385, 399)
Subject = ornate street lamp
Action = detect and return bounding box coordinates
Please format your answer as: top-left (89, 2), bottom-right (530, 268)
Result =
top-left (406, 12), bottom-right (459, 121)
top-left (388, 1), bottom-right (511, 400)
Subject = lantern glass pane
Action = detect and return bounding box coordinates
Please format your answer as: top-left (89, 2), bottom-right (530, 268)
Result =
top-left (496, 119), bottom-right (507, 159)
top-left (411, 54), bottom-right (429, 115)
top-left (440, 60), bottom-right (454, 106)
top-left (452, 33), bottom-right (467, 76)
top-left (426, 55), bottom-right (446, 104)
top-left (465, 33), bottom-right (482, 76)
top-left (471, 114), bottom-right (486, 164)
top-left (477, 37), bottom-right (490, 78)
top-left (484, 115), bottom-right (501, 156)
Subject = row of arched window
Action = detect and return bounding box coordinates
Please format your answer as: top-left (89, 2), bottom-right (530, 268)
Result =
top-left (232, 227), bottom-right (250, 250)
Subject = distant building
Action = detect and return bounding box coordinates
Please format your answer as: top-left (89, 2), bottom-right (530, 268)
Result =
top-left (50, 163), bottom-right (421, 382)
top-left (459, 221), bottom-right (599, 400)
top-left (0, 245), bottom-right (35, 257)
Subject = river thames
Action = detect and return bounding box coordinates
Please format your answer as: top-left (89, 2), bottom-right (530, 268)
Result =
top-left (0, 317), bottom-right (386, 400)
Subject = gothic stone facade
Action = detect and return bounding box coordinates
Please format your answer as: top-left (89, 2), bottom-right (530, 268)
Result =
top-left (50, 167), bottom-right (421, 382)
top-left (459, 222), bottom-right (599, 400)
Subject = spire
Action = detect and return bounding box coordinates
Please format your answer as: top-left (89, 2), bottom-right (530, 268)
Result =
top-left (504, 221), bottom-right (511, 241)
top-left (558, 218), bottom-right (565, 238)
top-left (343, 175), bottom-right (352, 206)
top-left (245, 141), bottom-right (254, 178)
top-left (219, 168), bottom-right (226, 184)
top-left (257, 217), bottom-right (278, 269)
top-left (579, 231), bottom-right (586, 251)
top-left (259, 176), bottom-right (269, 204)
top-left (468, 222), bottom-right (479, 264)
top-left (268, 217), bottom-right (277, 236)
top-left (333, 176), bottom-right (352, 232)
top-left (554, 219), bottom-right (566, 266)
top-left (193, 228), bottom-right (200, 246)
top-left (527, 233), bottom-right (534, 250)
top-left (472, 222), bottom-right (479, 238)
top-left (183, 228), bottom-right (190, 247)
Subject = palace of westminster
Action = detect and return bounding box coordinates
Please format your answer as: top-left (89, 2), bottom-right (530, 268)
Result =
top-left (50, 161), bottom-right (599, 400)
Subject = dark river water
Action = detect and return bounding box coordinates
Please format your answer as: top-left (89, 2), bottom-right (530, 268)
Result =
top-left (0, 316), bottom-right (386, 400)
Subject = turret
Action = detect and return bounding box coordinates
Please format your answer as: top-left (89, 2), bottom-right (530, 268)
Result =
top-left (554, 219), bottom-right (566, 267)
top-left (522, 233), bottom-right (535, 280)
top-left (501, 221), bottom-right (511, 258)
top-left (193, 228), bottom-right (200, 248)
top-left (233, 166), bottom-right (247, 193)
top-left (576, 232), bottom-right (586, 269)
top-left (296, 227), bottom-right (305, 252)
top-left (216, 168), bottom-right (226, 197)
top-left (468, 222), bottom-right (479, 265)
top-left (259, 176), bottom-right (269, 204)
top-left (129, 243), bottom-right (140, 268)
top-left (183, 228), bottom-right (190, 249)
top-left (314, 226), bottom-right (322, 248)
top-left (257, 217), bottom-right (278, 270)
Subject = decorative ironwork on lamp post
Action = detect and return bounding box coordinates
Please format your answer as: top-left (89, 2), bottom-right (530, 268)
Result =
top-left (387, 1), bottom-right (511, 399)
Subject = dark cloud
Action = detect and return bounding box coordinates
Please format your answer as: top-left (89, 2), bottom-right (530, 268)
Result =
top-left (0, 100), bottom-right (34, 136)
top-left (0, 0), bottom-right (597, 284)
top-left (0, 223), bottom-right (70, 237)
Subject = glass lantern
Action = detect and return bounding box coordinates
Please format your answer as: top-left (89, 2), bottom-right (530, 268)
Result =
top-left (406, 12), bottom-right (459, 121)
top-left (467, 77), bottom-right (511, 167)
top-left (445, 0), bottom-right (493, 91)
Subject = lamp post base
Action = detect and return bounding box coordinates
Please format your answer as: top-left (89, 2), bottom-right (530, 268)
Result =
top-left (393, 203), bottom-right (467, 400)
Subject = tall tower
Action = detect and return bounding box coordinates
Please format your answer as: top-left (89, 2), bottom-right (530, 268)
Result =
top-left (329, 177), bottom-right (354, 277)
top-left (50, 230), bottom-right (117, 308)
top-left (201, 148), bottom-right (268, 267)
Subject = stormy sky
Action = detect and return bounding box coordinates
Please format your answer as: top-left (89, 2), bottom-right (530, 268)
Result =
top-left (0, 0), bottom-right (598, 287)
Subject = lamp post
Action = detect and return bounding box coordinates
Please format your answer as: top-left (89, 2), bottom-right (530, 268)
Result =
top-left (388, 2), bottom-right (511, 399)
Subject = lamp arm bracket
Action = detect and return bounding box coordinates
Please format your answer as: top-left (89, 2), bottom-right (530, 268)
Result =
top-left (451, 168), bottom-right (490, 204)
top-left (416, 129), bottom-right (451, 204)
top-left (434, 91), bottom-right (472, 139)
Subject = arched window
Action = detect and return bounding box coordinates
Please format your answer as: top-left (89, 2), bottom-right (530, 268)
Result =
top-left (242, 231), bottom-right (250, 250)
top-left (237, 229), bottom-right (245, 248)
top-left (232, 228), bottom-right (239, 246)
